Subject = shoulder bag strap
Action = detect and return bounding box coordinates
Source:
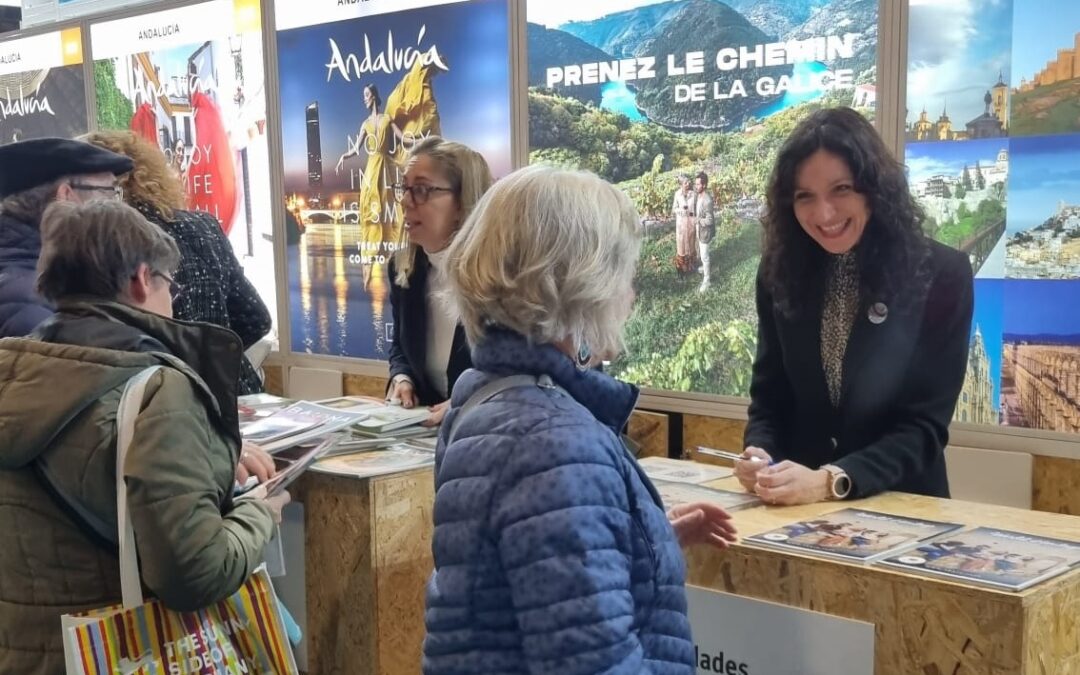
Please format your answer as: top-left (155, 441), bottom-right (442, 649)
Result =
top-left (114, 365), bottom-right (163, 609)
top-left (447, 374), bottom-right (564, 445)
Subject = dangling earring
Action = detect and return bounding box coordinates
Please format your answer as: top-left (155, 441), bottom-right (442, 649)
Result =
top-left (576, 343), bottom-right (592, 370)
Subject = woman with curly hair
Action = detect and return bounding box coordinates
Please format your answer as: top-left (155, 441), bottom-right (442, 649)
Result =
top-left (80, 130), bottom-right (272, 396)
top-left (735, 107), bottom-right (974, 505)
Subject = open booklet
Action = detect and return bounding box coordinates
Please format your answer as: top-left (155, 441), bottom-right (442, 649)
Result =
top-left (652, 480), bottom-right (762, 512)
top-left (745, 508), bottom-right (965, 563)
top-left (241, 402), bottom-right (372, 454)
top-left (876, 526), bottom-right (1080, 591)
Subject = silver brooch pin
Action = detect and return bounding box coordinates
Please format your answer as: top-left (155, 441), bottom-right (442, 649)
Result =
top-left (868, 302), bottom-right (888, 325)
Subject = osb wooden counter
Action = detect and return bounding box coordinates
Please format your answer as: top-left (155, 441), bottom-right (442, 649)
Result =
top-left (293, 467), bottom-right (435, 675)
top-left (687, 478), bottom-right (1080, 675)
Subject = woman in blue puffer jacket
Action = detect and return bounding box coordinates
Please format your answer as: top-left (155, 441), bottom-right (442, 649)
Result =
top-left (423, 164), bottom-right (738, 674)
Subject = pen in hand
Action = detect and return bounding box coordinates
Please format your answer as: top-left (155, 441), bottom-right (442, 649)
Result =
top-left (696, 446), bottom-right (773, 465)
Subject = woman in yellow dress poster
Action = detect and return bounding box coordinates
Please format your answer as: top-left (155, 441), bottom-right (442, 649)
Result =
top-left (335, 84), bottom-right (405, 271)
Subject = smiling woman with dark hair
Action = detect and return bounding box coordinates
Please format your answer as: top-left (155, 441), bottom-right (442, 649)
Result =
top-left (736, 106), bottom-right (974, 506)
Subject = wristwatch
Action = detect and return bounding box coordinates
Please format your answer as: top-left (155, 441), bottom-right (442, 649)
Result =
top-left (821, 464), bottom-right (852, 500)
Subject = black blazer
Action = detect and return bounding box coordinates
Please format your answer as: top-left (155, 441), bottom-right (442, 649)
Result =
top-left (744, 240), bottom-right (974, 499)
top-left (387, 249), bottom-right (471, 407)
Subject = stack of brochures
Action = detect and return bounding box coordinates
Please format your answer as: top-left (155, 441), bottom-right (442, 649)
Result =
top-left (745, 509), bottom-right (1080, 591)
top-left (877, 526), bottom-right (1080, 591)
top-left (311, 440), bottom-right (437, 478)
top-left (241, 401), bottom-right (374, 453)
top-left (745, 508), bottom-right (965, 563)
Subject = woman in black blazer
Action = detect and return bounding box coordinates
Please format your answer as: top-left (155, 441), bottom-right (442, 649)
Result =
top-left (738, 107), bottom-right (974, 505)
top-left (387, 137), bottom-right (493, 425)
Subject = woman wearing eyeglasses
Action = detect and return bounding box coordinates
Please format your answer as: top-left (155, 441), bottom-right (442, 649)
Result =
top-left (386, 137), bottom-right (493, 426)
top-left (80, 131), bottom-right (273, 397)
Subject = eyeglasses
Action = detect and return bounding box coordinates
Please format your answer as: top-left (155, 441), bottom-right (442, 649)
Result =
top-left (392, 183), bottom-right (455, 205)
top-left (151, 271), bottom-right (184, 301)
top-left (69, 182), bottom-right (123, 201)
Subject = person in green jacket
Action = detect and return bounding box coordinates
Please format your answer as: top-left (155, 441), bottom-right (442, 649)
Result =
top-left (0, 199), bottom-right (288, 674)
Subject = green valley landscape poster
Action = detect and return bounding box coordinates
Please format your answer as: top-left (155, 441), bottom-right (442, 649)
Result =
top-left (527, 0), bottom-right (878, 396)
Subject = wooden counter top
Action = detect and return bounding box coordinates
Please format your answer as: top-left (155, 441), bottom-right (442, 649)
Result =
top-left (687, 478), bottom-right (1080, 674)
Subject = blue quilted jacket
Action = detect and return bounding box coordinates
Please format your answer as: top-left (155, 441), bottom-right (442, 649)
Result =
top-left (423, 329), bottom-right (695, 674)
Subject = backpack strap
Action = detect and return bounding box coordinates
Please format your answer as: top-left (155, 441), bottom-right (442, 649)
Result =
top-left (447, 374), bottom-right (562, 445)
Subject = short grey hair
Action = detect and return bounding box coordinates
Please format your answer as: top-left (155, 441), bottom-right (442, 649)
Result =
top-left (36, 200), bottom-right (180, 303)
top-left (445, 165), bottom-right (642, 358)
top-left (0, 178), bottom-right (65, 224)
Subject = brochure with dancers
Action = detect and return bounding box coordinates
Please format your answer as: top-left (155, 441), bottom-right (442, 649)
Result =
top-left (745, 508), bottom-right (964, 563)
top-left (877, 526), bottom-right (1080, 591)
top-left (652, 480), bottom-right (762, 512)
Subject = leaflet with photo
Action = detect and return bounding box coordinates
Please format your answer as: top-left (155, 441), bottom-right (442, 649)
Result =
top-left (877, 526), bottom-right (1080, 591)
top-left (311, 443), bottom-right (436, 478)
top-left (745, 508), bottom-right (964, 563)
top-left (637, 457), bottom-right (734, 485)
top-left (244, 402), bottom-right (371, 453)
top-left (653, 480), bottom-right (762, 512)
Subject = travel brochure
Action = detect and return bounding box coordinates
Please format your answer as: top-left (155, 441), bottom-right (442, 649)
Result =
top-left (652, 480), bottom-right (761, 513)
top-left (745, 509), bottom-right (965, 563)
top-left (637, 457), bottom-right (734, 485)
top-left (241, 401), bottom-right (371, 453)
top-left (310, 442), bottom-right (436, 479)
top-left (879, 527), bottom-right (1080, 592)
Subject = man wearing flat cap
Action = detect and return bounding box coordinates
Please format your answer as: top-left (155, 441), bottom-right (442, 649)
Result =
top-left (0, 137), bottom-right (134, 337)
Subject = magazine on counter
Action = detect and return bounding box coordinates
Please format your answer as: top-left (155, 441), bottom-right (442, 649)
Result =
top-left (877, 526), bottom-right (1080, 591)
top-left (744, 508), bottom-right (964, 563)
top-left (311, 443), bottom-right (436, 478)
top-left (243, 402), bottom-right (371, 453)
top-left (637, 457), bottom-right (734, 485)
top-left (652, 480), bottom-right (762, 512)
top-left (314, 396), bottom-right (383, 411)
top-left (353, 405), bottom-right (432, 434)
top-left (237, 393), bottom-right (294, 428)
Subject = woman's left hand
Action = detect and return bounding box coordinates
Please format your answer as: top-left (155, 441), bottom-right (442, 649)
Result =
top-left (422, 400), bottom-right (451, 428)
top-left (236, 441), bottom-right (277, 484)
top-left (754, 461), bottom-right (829, 505)
top-left (667, 501), bottom-right (738, 549)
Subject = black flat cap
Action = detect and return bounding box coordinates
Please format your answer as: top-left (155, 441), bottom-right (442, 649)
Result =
top-left (0, 137), bottom-right (134, 198)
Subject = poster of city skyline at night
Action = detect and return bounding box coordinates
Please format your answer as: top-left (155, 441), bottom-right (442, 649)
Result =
top-left (276, 0), bottom-right (512, 359)
top-left (89, 0), bottom-right (278, 336)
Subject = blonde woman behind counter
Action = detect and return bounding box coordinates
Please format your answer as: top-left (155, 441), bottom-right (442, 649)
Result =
top-left (386, 137), bottom-right (493, 426)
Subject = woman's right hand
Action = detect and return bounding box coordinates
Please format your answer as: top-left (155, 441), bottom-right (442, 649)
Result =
top-left (389, 379), bottom-right (417, 409)
top-left (735, 446), bottom-right (772, 493)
